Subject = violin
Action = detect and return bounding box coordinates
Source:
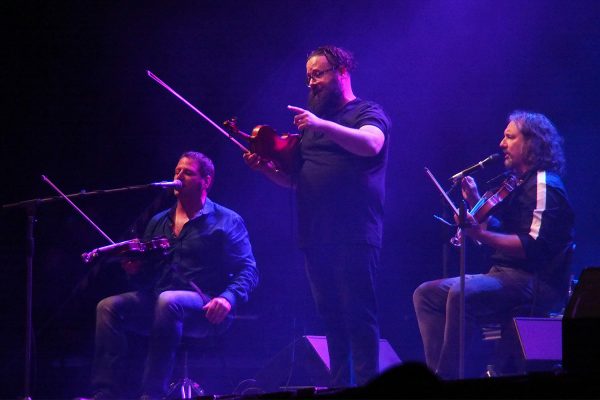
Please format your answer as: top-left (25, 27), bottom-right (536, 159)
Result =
top-left (224, 118), bottom-right (301, 175)
top-left (450, 175), bottom-right (518, 246)
top-left (146, 71), bottom-right (301, 175)
top-left (81, 236), bottom-right (170, 264)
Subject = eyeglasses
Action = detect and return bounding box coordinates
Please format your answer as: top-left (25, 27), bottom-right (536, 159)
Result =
top-left (306, 67), bottom-right (336, 86)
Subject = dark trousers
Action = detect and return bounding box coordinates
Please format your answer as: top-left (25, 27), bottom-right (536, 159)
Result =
top-left (303, 244), bottom-right (380, 387)
top-left (91, 290), bottom-right (230, 398)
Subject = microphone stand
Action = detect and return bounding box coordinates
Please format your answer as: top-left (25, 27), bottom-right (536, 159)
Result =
top-left (1, 177), bottom-right (174, 399)
top-left (426, 168), bottom-right (468, 379)
top-left (445, 177), bottom-right (466, 379)
top-left (457, 199), bottom-right (467, 380)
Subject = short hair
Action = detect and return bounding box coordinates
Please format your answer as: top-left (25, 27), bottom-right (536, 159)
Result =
top-left (179, 151), bottom-right (215, 190)
top-left (508, 111), bottom-right (566, 176)
top-left (307, 45), bottom-right (356, 72)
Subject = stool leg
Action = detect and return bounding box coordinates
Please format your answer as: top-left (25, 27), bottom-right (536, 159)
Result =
top-left (183, 350), bottom-right (189, 398)
top-left (181, 379), bottom-right (187, 399)
top-left (180, 377), bottom-right (204, 399)
top-left (166, 349), bottom-right (205, 399)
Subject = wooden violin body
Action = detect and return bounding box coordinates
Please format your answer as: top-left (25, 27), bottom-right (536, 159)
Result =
top-left (224, 118), bottom-right (301, 174)
top-left (469, 174), bottom-right (518, 222)
top-left (450, 174), bottom-right (518, 247)
top-left (81, 236), bottom-right (170, 264)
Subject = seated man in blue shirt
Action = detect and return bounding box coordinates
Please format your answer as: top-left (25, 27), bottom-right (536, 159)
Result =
top-left (89, 151), bottom-right (259, 399)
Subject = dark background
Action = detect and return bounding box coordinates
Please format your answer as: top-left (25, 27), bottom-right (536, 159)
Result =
top-left (2, 1), bottom-right (600, 398)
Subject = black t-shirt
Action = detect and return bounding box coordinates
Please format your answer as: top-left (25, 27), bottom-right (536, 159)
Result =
top-left (489, 170), bottom-right (574, 290)
top-left (295, 98), bottom-right (391, 248)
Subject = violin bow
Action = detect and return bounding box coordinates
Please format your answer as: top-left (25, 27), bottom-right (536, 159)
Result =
top-left (146, 70), bottom-right (250, 153)
top-left (42, 175), bottom-right (116, 244)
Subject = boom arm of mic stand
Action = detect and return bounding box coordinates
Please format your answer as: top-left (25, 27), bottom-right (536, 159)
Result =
top-left (12, 177), bottom-right (177, 245)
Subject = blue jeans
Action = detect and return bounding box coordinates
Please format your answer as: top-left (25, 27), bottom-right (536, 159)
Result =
top-left (91, 290), bottom-right (230, 398)
top-left (413, 266), bottom-right (560, 379)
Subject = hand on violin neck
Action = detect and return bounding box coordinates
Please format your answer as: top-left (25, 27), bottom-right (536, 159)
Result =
top-left (461, 176), bottom-right (481, 207)
top-left (244, 152), bottom-right (266, 171)
top-left (243, 151), bottom-right (293, 188)
top-left (243, 152), bottom-right (278, 173)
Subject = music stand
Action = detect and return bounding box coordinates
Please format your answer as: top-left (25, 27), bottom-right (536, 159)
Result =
top-left (425, 167), bottom-right (467, 379)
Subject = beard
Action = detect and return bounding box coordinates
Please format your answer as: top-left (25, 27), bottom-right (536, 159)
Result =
top-left (307, 80), bottom-right (343, 117)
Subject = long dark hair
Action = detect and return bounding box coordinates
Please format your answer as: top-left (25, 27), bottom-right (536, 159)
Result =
top-left (509, 111), bottom-right (566, 176)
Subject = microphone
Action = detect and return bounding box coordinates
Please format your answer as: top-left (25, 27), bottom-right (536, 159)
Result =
top-left (149, 180), bottom-right (183, 189)
top-left (450, 153), bottom-right (501, 181)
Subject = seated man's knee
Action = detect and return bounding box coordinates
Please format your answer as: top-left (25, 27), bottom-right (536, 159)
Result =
top-left (155, 291), bottom-right (184, 316)
top-left (96, 295), bottom-right (131, 326)
top-left (97, 296), bottom-right (119, 316)
top-left (413, 281), bottom-right (435, 308)
top-left (447, 284), bottom-right (489, 319)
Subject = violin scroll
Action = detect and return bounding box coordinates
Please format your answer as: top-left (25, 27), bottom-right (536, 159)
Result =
top-left (223, 117), bottom-right (250, 140)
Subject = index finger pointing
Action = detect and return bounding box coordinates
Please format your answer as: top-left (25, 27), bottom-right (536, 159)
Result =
top-left (287, 105), bottom-right (306, 114)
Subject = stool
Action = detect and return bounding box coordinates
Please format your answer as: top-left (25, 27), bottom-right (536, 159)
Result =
top-left (165, 340), bottom-right (205, 399)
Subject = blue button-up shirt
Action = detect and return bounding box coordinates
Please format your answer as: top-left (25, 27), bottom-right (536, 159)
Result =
top-left (142, 198), bottom-right (258, 309)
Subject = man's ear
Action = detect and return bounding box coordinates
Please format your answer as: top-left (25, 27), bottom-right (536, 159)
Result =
top-left (203, 175), bottom-right (213, 191)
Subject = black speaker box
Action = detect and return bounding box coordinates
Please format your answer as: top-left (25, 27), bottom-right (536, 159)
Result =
top-left (563, 267), bottom-right (600, 376)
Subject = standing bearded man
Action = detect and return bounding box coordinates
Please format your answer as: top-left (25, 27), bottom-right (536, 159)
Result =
top-left (245, 45), bottom-right (391, 387)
